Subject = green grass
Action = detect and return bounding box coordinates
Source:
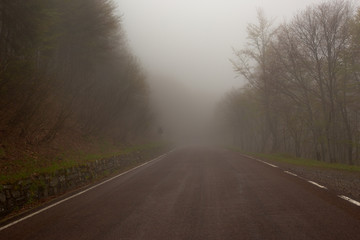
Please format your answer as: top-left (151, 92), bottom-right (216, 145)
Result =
top-left (230, 148), bottom-right (360, 172)
top-left (0, 142), bottom-right (164, 184)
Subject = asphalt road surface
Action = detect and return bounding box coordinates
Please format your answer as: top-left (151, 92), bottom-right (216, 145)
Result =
top-left (1, 147), bottom-right (360, 240)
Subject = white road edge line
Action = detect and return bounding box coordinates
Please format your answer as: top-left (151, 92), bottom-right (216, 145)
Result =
top-left (242, 154), bottom-right (278, 168)
top-left (258, 160), bottom-right (278, 168)
top-left (242, 154), bottom-right (330, 191)
top-left (338, 195), bottom-right (360, 207)
top-left (307, 180), bottom-right (327, 189)
top-left (284, 171), bottom-right (298, 177)
top-left (0, 153), bottom-right (166, 232)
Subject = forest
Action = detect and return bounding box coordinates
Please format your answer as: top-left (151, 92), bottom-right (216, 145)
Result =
top-left (219, 0), bottom-right (360, 164)
top-left (2, 0), bottom-right (360, 168)
top-left (0, 0), bottom-right (152, 161)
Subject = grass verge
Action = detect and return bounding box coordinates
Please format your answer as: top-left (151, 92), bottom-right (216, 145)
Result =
top-left (0, 142), bottom-right (165, 222)
top-left (0, 142), bottom-right (164, 184)
top-left (229, 147), bottom-right (360, 173)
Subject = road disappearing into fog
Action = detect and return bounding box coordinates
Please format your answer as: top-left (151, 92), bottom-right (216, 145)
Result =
top-left (1, 147), bottom-right (360, 240)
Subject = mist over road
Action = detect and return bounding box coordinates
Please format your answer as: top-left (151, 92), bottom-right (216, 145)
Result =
top-left (1, 147), bottom-right (360, 240)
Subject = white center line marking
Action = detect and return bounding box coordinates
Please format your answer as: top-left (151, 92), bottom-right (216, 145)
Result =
top-left (0, 154), bottom-right (166, 232)
top-left (307, 181), bottom-right (327, 189)
top-left (338, 195), bottom-right (360, 207)
top-left (284, 171), bottom-right (298, 177)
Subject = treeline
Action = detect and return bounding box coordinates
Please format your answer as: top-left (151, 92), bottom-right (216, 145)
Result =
top-left (0, 0), bottom-right (151, 146)
top-left (219, 0), bottom-right (360, 164)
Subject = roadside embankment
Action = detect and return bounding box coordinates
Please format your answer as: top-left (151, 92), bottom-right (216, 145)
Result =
top-left (0, 144), bottom-right (167, 220)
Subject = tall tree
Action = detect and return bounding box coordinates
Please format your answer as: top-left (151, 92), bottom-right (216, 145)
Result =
top-left (231, 9), bottom-right (279, 151)
top-left (222, 0), bottom-right (360, 164)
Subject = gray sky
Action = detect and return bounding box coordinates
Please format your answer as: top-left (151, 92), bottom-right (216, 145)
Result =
top-left (113, 0), bottom-right (323, 141)
top-left (114, 0), bottom-right (320, 101)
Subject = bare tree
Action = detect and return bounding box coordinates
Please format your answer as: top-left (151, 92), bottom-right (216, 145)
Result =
top-left (231, 9), bottom-right (279, 151)
top-left (222, 1), bottom-right (360, 164)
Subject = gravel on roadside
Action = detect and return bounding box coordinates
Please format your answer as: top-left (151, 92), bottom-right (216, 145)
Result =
top-left (253, 156), bottom-right (360, 202)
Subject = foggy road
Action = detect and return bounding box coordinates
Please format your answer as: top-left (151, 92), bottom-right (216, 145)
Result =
top-left (1, 147), bottom-right (360, 240)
